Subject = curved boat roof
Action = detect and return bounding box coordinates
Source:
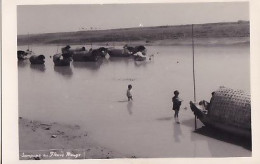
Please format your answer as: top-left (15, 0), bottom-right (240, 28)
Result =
top-left (208, 87), bottom-right (251, 130)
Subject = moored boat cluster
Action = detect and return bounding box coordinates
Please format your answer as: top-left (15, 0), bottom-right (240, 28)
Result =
top-left (17, 44), bottom-right (150, 66)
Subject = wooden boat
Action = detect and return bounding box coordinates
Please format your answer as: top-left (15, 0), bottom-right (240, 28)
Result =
top-left (104, 45), bottom-right (147, 58)
top-left (61, 45), bottom-right (86, 54)
top-left (190, 87), bottom-right (251, 138)
top-left (108, 48), bottom-right (132, 57)
top-left (29, 55), bottom-right (45, 64)
top-left (124, 45), bottom-right (147, 54)
top-left (133, 51), bottom-right (153, 62)
top-left (133, 45), bottom-right (146, 55)
top-left (60, 45), bottom-right (106, 62)
top-left (17, 50), bottom-right (28, 60)
top-left (72, 48), bottom-right (106, 62)
top-left (72, 50), bottom-right (91, 61)
top-left (53, 53), bottom-right (71, 66)
top-left (134, 56), bottom-right (146, 61)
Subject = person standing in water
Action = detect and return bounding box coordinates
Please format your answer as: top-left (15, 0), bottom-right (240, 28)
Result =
top-left (127, 85), bottom-right (133, 101)
top-left (172, 90), bottom-right (182, 123)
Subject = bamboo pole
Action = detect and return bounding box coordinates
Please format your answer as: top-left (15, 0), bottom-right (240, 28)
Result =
top-left (27, 33), bottom-right (29, 50)
top-left (191, 24), bottom-right (197, 130)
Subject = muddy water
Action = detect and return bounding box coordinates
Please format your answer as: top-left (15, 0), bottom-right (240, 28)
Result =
top-left (18, 44), bottom-right (251, 157)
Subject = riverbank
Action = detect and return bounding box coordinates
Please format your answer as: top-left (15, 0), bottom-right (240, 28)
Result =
top-left (19, 117), bottom-right (134, 160)
top-left (89, 37), bottom-right (250, 47)
top-left (18, 21), bottom-right (249, 46)
top-left (18, 37), bottom-right (250, 49)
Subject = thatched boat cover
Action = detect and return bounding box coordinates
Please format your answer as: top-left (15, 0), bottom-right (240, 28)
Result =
top-left (208, 87), bottom-right (251, 130)
top-left (73, 51), bottom-right (90, 56)
top-left (108, 49), bottom-right (132, 57)
top-left (53, 53), bottom-right (62, 61)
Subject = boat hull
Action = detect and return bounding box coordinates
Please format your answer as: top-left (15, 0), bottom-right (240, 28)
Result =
top-left (190, 102), bottom-right (251, 138)
top-left (53, 54), bottom-right (71, 66)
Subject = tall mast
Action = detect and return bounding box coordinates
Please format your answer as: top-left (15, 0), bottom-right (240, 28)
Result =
top-left (192, 24), bottom-right (197, 130)
top-left (192, 24), bottom-right (196, 102)
top-left (27, 33), bottom-right (30, 51)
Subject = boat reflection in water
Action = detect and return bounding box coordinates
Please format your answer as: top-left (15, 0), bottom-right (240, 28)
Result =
top-left (30, 64), bottom-right (46, 72)
top-left (53, 66), bottom-right (73, 78)
top-left (18, 60), bottom-right (29, 68)
top-left (72, 60), bottom-right (103, 71)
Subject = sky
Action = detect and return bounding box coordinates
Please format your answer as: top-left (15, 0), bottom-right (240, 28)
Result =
top-left (17, 2), bottom-right (249, 35)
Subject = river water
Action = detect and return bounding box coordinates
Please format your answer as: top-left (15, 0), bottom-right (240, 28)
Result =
top-left (18, 44), bottom-right (251, 157)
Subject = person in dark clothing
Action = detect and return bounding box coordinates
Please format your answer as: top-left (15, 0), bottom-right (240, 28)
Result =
top-left (126, 85), bottom-right (133, 101)
top-left (172, 90), bottom-right (182, 123)
top-left (207, 91), bottom-right (215, 111)
top-left (198, 91), bottom-right (215, 114)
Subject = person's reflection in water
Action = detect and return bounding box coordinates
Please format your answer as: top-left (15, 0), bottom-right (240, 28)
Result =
top-left (127, 101), bottom-right (133, 115)
top-left (173, 121), bottom-right (183, 142)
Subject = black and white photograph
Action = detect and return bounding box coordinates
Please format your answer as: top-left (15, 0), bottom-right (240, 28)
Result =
top-left (16, 2), bottom-right (251, 159)
top-left (3, 0), bottom-right (260, 163)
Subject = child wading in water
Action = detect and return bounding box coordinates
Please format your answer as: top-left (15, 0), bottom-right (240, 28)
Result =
top-left (172, 90), bottom-right (182, 123)
top-left (127, 85), bottom-right (133, 101)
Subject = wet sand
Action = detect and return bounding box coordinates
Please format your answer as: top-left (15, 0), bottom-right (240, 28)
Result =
top-left (19, 117), bottom-right (135, 160)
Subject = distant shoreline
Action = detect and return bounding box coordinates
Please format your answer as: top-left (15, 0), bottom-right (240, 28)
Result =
top-left (18, 21), bottom-right (249, 46)
top-left (18, 37), bottom-right (250, 47)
